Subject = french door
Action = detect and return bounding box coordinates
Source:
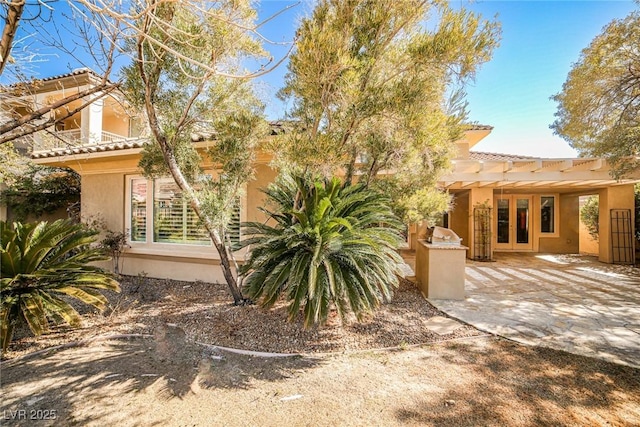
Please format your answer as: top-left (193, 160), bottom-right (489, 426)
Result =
top-left (494, 195), bottom-right (533, 251)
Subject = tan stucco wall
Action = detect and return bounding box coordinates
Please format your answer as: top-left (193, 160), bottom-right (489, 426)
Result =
top-left (598, 184), bottom-right (636, 263)
top-left (455, 142), bottom-right (470, 160)
top-left (102, 110), bottom-right (130, 137)
top-left (246, 163), bottom-right (278, 223)
top-left (538, 194), bottom-right (579, 254)
top-left (81, 173), bottom-right (125, 231)
top-left (415, 241), bottom-right (466, 300)
top-left (579, 219), bottom-right (599, 255)
top-left (120, 253), bottom-right (229, 283)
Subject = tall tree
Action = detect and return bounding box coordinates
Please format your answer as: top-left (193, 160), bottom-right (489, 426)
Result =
top-left (551, 8), bottom-right (640, 179)
top-left (116, 0), bottom-right (275, 304)
top-left (276, 0), bottom-right (499, 222)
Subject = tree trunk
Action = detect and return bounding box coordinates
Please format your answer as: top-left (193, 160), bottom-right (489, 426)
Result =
top-left (343, 146), bottom-right (358, 186)
top-left (139, 75), bottom-right (245, 303)
top-left (156, 136), bottom-right (246, 304)
top-left (0, 0), bottom-right (24, 77)
top-left (162, 143), bottom-right (246, 304)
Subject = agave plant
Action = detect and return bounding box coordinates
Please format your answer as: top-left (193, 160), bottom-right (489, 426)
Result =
top-left (237, 175), bottom-right (405, 327)
top-left (1, 219), bottom-right (120, 351)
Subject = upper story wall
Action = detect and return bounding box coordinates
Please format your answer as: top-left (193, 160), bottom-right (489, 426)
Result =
top-left (454, 125), bottom-right (493, 159)
top-left (2, 69), bottom-right (138, 151)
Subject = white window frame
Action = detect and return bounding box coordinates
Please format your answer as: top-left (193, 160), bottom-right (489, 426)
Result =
top-left (125, 175), bottom-right (245, 258)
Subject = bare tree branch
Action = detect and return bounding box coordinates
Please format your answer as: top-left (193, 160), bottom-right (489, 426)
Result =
top-left (0, 81), bottom-right (118, 145)
top-left (0, 0), bottom-right (26, 76)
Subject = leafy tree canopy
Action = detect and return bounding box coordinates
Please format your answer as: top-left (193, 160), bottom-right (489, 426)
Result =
top-left (275, 0), bottom-right (500, 222)
top-left (0, 164), bottom-right (80, 221)
top-left (552, 8), bottom-right (640, 178)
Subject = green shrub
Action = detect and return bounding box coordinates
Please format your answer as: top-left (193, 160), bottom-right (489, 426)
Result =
top-left (1, 220), bottom-right (120, 351)
top-left (580, 195), bottom-right (599, 241)
top-left (237, 175), bottom-right (405, 328)
top-left (0, 165), bottom-right (80, 221)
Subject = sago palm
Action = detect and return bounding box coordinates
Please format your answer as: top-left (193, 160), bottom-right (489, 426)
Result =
top-left (1, 219), bottom-right (120, 351)
top-left (237, 175), bottom-right (405, 327)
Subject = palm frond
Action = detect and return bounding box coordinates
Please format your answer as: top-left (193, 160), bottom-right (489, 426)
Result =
top-left (1, 219), bottom-right (120, 352)
top-left (240, 175), bottom-right (404, 328)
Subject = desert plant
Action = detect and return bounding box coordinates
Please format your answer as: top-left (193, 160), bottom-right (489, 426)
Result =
top-left (580, 195), bottom-right (600, 240)
top-left (237, 175), bottom-right (405, 328)
top-left (0, 219), bottom-right (120, 351)
top-left (0, 165), bottom-right (81, 221)
top-left (100, 230), bottom-right (130, 275)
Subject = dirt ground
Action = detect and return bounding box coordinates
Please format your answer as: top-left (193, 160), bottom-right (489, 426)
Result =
top-left (1, 276), bottom-right (639, 426)
top-left (2, 275), bottom-right (482, 359)
top-left (1, 333), bottom-right (639, 426)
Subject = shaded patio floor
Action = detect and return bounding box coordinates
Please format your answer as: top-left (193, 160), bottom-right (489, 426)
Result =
top-left (404, 252), bottom-right (640, 368)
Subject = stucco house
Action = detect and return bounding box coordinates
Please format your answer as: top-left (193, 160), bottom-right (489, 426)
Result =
top-left (442, 128), bottom-right (639, 265)
top-left (3, 70), bottom-right (639, 282)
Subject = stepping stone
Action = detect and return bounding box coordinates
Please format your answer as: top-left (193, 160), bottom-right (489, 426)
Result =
top-left (424, 316), bottom-right (463, 335)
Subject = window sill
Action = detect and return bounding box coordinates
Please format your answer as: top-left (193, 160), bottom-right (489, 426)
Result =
top-left (124, 244), bottom-right (247, 260)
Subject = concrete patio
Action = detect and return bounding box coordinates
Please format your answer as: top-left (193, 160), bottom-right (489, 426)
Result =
top-left (407, 253), bottom-right (640, 368)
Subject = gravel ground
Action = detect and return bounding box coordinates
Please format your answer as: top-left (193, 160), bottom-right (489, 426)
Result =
top-left (3, 275), bottom-right (482, 360)
top-left (2, 275), bottom-right (639, 426)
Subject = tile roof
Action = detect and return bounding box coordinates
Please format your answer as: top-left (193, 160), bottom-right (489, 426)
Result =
top-left (31, 139), bottom-right (149, 159)
top-left (38, 68), bottom-right (100, 82)
top-left (465, 124), bottom-right (494, 131)
top-left (470, 151), bottom-right (539, 161)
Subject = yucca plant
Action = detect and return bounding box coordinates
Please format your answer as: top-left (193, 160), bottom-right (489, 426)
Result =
top-left (1, 219), bottom-right (120, 351)
top-left (237, 175), bottom-right (405, 327)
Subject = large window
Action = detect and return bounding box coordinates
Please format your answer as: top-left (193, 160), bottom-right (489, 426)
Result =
top-left (127, 176), bottom-right (241, 247)
top-left (130, 178), bottom-right (147, 242)
top-left (540, 196), bottom-right (556, 234)
top-left (153, 178), bottom-right (209, 245)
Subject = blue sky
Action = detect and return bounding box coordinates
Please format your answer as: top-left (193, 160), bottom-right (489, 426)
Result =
top-left (460, 1), bottom-right (637, 158)
top-left (255, 0), bottom-right (638, 158)
top-left (10, 0), bottom-right (638, 158)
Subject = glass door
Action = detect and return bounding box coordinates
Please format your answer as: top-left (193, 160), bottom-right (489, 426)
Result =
top-left (494, 195), bottom-right (533, 251)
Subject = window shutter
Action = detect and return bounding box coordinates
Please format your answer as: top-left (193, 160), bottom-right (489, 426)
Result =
top-left (130, 178), bottom-right (147, 242)
top-left (227, 203), bottom-right (241, 245)
top-left (153, 179), bottom-right (209, 245)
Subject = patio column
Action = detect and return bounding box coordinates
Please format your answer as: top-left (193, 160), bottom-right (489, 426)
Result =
top-left (597, 184), bottom-right (635, 263)
top-left (467, 187), bottom-right (494, 260)
top-left (81, 95), bottom-right (103, 145)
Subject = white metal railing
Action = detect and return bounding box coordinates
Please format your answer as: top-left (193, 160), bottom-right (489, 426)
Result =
top-left (31, 128), bottom-right (130, 152)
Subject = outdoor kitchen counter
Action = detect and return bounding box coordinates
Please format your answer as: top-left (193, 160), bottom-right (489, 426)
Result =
top-left (415, 240), bottom-right (468, 300)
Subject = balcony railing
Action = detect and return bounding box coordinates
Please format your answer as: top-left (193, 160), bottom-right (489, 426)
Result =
top-left (31, 129), bottom-right (132, 152)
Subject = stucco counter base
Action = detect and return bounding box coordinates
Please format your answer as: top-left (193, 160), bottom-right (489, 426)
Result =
top-left (415, 240), bottom-right (468, 300)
